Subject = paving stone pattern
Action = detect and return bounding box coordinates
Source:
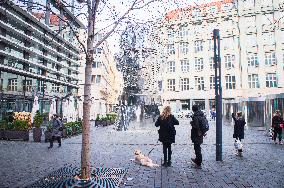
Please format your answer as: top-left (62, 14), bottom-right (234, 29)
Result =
top-left (0, 118), bottom-right (283, 188)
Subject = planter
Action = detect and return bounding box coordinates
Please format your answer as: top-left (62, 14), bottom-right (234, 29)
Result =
top-left (0, 129), bottom-right (5, 139)
top-left (44, 131), bottom-right (52, 143)
top-left (72, 127), bottom-right (77, 135)
top-left (102, 120), bottom-right (107, 127)
top-left (95, 120), bottom-right (102, 127)
top-left (111, 119), bottom-right (115, 124)
top-left (5, 130), bottom-right (29, 141)
top-left (106, 120), bottom-right (111, 126)
top-left (62, 128), bottom-right (67, 138)
top-left (33, 128), bottom-right (42, 142)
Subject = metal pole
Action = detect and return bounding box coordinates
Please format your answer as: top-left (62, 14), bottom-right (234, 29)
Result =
top-left (213, 29), bottom-right (222, 161)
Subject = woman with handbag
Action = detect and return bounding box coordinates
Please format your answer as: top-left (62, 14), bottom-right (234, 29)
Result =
top-left (272, 110), bottom-right (283, 145)
top-left (155, 106), bottom-right (179, 167)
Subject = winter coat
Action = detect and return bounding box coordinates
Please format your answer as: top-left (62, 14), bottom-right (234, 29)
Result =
top-left (155, 115), bottom-right (179, 143)
top-left (190, 110), bottom-right (204, 144)
top-left (51, 118), bottom-right (62, 137)
top-left (232, 114), bottom-right (246, 139)
top-left (272, 115), bottom-right (283, 128)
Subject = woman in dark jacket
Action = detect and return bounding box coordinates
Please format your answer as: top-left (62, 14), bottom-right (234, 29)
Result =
top-left (155, 106), bottom-right (179, 167)
top-left (232, 112), bottom-right (246, 140)
top-left (232, 112), bottom-right (246, 156)
top-left (272, 110), bottom-right (283, 145)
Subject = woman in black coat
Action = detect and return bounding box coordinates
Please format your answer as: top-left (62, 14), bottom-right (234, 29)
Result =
top-left (155, 106), bottom-right (179, 167)
top-left (232, 111), bottom-right (246, 140)
top-left (232, 112), bottom-right (246, 156)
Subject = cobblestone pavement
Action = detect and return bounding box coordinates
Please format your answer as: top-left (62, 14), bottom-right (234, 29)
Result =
top-left (0, 118), bottom-right (283, 188)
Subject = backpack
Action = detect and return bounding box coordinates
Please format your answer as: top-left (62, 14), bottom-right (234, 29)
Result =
top-left (198, 115), bottom-right (209, 135)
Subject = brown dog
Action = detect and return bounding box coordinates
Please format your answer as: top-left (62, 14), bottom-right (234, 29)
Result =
top-left (134, 149), bottom-right (159, 168)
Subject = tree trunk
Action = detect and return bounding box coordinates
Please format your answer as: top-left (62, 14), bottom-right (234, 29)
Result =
top-left (81, 0), bottom-right (96, 180)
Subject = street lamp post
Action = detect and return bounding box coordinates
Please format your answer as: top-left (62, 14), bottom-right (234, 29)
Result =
top-left (213, 29), bottom-right (222, 161)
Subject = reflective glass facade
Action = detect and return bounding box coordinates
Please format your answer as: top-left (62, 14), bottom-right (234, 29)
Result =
top-left (0, 1), bottom-right (83, 117)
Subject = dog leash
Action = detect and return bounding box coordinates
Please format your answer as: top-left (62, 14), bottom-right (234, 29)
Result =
top-left (147, 140), bottom-right (159, 156)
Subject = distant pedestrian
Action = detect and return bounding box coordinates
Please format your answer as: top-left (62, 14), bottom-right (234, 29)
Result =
top-left (272, 110), bottom-right (283, 145)
top-left (48, 114), bottom-right (63, 149)
top-left (190, 105), bottom-right (207, 168)
top-left (155, 106), bottom-right (179, 167)
top-left (232, 112), bottom-right (246, 156)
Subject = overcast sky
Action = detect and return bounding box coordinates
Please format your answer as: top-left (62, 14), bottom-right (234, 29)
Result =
top-left (78, 0), bottom-right (220, 54)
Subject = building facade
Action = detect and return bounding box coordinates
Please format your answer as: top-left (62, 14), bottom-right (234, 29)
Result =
top-left (0, 0), bottom-right (83, 119)
top-left (78, 31), bottom-right (123, 120)
top-left (156, 0), bottom-right (284, 126)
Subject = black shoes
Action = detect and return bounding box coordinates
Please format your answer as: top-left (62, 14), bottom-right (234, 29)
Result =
top-left (162, 162), bottom-right (168, 167)
top-left (48, 146), bottom-right (52, 149)
top-left (191, 158), bottom-right (201, 168)
top-left (162, 161), bottom-right (172, 167)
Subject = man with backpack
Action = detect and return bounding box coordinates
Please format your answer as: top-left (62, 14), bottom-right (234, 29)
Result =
top-left (190, 105), bottom-right (209, 168)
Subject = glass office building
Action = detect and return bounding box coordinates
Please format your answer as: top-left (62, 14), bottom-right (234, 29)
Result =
top-left (0, 0), bottom-right (84, 118)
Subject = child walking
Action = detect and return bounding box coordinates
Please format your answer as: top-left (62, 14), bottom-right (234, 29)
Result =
top-left (232, 112), bottom-right (246, 156)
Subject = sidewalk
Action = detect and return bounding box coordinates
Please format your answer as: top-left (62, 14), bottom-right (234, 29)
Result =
top-left (0, 118), bottom-right (283, 187)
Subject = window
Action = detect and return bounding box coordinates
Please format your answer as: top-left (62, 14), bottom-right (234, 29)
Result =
top-left (180, 78), bottom-right (189, 91)
top-left (192, 9), bottom-right (201, 18)
top-left (179, 42), bottom-right (189, 54)
top-left (0, 79), bottom-right (3, 91)
top-left (167, 44), bottom-right (175, 55)
top-left (248, 74), bottom-right (260, 88)
top-left (225, 75), bottom-right (236, 89)
top-left (92, 75), bottom-right (101, 83)
top-left (209, 57), bottom-right (214, 70)
top-left (158, 81), bottom-right (162, 91)
top-left (23, 80), bottom-right (32, 92)
top-left (51, 83), bottom-right (59, 92)
top-left (210, 76), bottom-right (215, 90)
top-left (94, 48), bottom-right (102, 54)
top-left (247, 53), bottom-right (259, 67)
top-left (265, 52), bottom-right (276, 65)
top-left (167, 79), bottom-right (175, 91)
top-left (179, 26), bottom-right (188, 37)
top-left (38, 80), bottom-right (45, 92)
top-left (224, 54), bottom-right (235, 69)
top-left (266, 73), bottom-right (277, 87)
top-left (195, 77), bottom-right (204, 90)
top-left (209, 39), bottom-right (214, 51)
top-left (168, 31), bottom-right (174, 43)
top-left (209, 6), bottom-right (217, 14)
top-left (8, 79), bottom-right (17, 91)
top-left (92, 61), bottom-right (101, 68)
top-left (194, 40), bottom-right (203, 52)
top-left (181, 60), bottom-right (190, 73)
top-left (195, 58), bottom-right (204, 71)
top-left (167, 61), bottom-right (175, 73)
top-left (96, 75), bottom-right (101, 83)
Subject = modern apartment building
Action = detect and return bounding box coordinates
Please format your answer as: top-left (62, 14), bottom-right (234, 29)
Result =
top-left (155, 0), bottom-right (284, 126)
top-left (0, 0), bottom-right (83, 118)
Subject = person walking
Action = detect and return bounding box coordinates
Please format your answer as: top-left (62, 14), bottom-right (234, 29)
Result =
top-left (272, 110), bottom-right (283, 145)
top-left (190, 105), bottom-right (206, 168)
top-left (48, 114), bottom-right (63, 149)
top-left (232, 111), bottom-right (246, 156)
top-left (155, 106), bottom-right (179, 167)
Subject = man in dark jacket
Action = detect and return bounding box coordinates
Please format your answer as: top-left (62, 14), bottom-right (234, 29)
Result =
top-left (190, 105), bottom-right (204, 167)
top-left (48, 114), bottom-right (63, 149)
